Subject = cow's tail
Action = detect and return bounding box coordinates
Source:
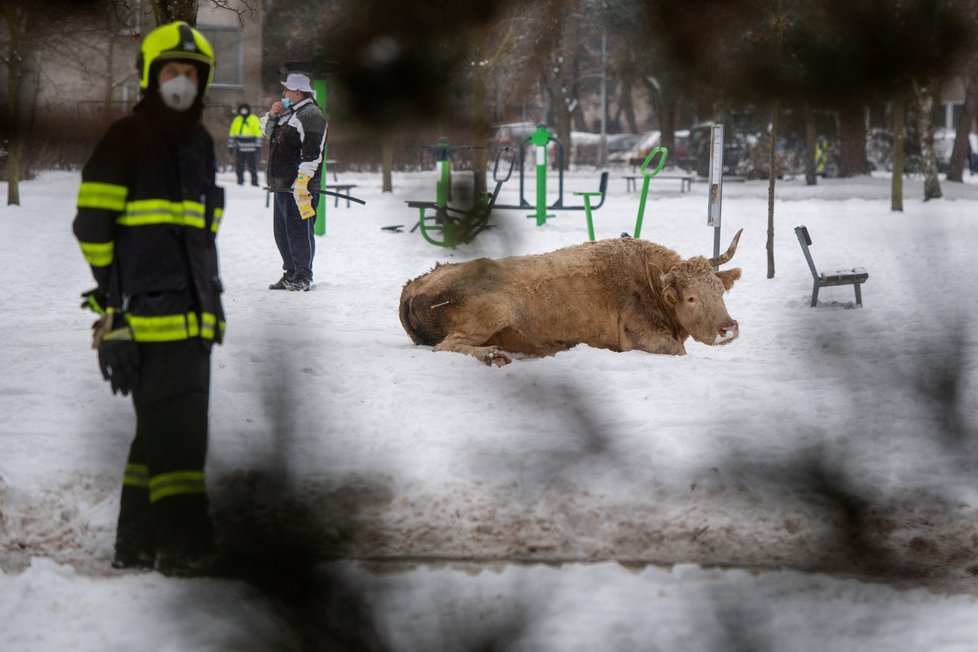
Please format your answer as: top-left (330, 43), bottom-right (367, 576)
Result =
top-left (399, 280), bottom-right (444, 346)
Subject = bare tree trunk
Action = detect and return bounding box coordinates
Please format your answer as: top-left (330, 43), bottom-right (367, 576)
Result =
top-left (102, 11), bottom-right (116, 125)
top-left (947, 74), bottom-right (977, 183)
top-left (544, 68), bottom-right (573, 170)
top-left (891, 96), bottom-right (905, 212)
top-left (803, 104), bottom-right (817, 186)
top-left (838, 105), bottom-right (868, 177)
top-left (659, 85), bottom-right (680, 154)
top-left (618, 73), bottom-right (638, 134)
top-left (381, 139), bottom-right (393, 193)
top-left (152, 0), bottom-right (200, 25)
top-left (5, 28), bottom-right (22, 206)
top-left (767, 103), bottom-right (778, 279)
top-left (471, 26), bottom-right (489, 196)
top-left (914, 81), bottom-right (943, 201)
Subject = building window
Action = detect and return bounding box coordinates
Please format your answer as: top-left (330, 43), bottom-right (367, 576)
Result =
top-left (198, 26), bottom-right (243, 88)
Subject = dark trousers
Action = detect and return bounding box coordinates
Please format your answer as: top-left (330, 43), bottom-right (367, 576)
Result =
top-left (273, 191), bottom-right (315, 282)
top-left (235, 149), bottom-right (259, 185)
top-left (116, 339), bottom-right (215, 559)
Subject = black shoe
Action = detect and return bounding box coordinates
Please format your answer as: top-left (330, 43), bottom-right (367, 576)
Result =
top-left (287, 278), bottom-right (311, 292)
top-left (269, 275), bottom-right (293, 290)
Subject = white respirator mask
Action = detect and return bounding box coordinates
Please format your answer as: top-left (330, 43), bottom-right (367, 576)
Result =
top-left (159, 74), bottom-right (198, 112)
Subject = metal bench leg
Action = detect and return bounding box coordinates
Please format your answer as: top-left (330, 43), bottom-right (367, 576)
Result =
top-left (811, 283), bottom-right (819, 307)
top-left (853, 283), bottom-right (862, 307)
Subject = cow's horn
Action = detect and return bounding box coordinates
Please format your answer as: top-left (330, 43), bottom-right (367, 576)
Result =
top-left (709, 228), bottom-right (743, 267)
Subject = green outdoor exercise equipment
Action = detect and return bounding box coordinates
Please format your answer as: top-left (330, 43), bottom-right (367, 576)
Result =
top-left (405, 140), bottom-right (515, 248)
top-left (632, 146), bottom-right (668, 239)
top-left (491, 124), bottom-right (609, 226)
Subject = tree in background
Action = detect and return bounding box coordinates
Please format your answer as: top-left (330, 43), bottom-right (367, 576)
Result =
top-left (150, 0), bottom-right (199, 25)
top-left (947, 73), bottom-right (978, 183)
top-left (640, 0), bottom-right (978, 172)
top-left (891, 95), bottom-right (906, 211)
top-left (0, 0), bottom-right (259, 207)
top-left (0, 1), bottom-right (103, 205)
top-left (639, 0), bottom-right (978, 255)
top-left (914, 81), bottom-right (943, 200)
top-left (146, 0), bottom-right (256, 26)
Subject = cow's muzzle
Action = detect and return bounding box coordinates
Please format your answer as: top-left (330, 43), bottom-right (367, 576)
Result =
top-left (714, 320), bottom-right (739, 345)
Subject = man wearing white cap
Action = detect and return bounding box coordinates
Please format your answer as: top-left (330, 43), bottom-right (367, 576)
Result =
top-left (261, 72), bottom-right (327, 291)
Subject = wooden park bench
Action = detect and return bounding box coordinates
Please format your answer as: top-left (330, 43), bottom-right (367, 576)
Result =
top-left (794, 225), bottom-right (869, 307)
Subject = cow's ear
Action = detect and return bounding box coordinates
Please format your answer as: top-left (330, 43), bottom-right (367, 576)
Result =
top-left (660, 271), bottom-right (678, 305)
top-left (716, 267), bottom-right (742, 291)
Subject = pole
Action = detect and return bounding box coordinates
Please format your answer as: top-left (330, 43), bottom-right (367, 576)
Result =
top-left (313, 78), bottom-right (328, 236)
top-left (598, 30), bottom-right (608, 169)
top-left (435, 138), bottom-right (450, 217)
top-left (708, 123), bottom-right (724, 267)
top-left (528, 125), bottom-right (554, 226)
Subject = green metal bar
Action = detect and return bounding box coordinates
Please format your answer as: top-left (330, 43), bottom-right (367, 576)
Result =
top-left (437, 159), bottom-right (449, 209)
top-left (417, 206), bottom-right (456, 248)
top-left (573, 191), bottom-right (603, 241)
top-left (633, 146), bottom-right (668, 239)
top-left (527, 125), bottom-right (554, 226)
top-left (313, 78), bottom-right (328, 236)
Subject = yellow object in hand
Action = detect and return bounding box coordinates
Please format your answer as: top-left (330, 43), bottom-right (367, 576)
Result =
top-left (294, 172), bottom-right (311, 193)
top-left (296, 195), bottom-right (316, 219)
top-left (293, 173), bottom-right (315, 219)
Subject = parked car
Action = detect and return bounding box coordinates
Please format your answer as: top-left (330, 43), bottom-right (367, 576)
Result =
top-left (571, 132), bottom-right (641, 166)
top-left (623, 130), bottom-right (690, 168)
top-left (606, 133), bottom-right (642, 164)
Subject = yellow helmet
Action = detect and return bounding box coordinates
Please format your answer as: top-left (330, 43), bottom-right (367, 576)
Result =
top-left (137, 21), bottom-right (215, 92)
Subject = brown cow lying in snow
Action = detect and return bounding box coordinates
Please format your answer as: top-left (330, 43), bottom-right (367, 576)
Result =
top-left (399, 229), bottom-right (743, 366)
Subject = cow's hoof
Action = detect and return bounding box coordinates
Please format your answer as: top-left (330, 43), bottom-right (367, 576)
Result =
top-left (482, 348), bottom-right (511, 367)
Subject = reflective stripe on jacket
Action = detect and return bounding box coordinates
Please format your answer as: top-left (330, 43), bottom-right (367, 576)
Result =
top-left (73, 104), bottom-right (226, 344)
top-left (229, 113), bottom-right (263, 152)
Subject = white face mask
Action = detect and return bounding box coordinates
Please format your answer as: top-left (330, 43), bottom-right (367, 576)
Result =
top-left (159, 74), bottom-right (198, 112)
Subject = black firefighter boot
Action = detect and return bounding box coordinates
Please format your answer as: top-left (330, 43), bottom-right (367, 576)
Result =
top-left (112, 480), bottom-right (156, 570)
top-left (153, 495), bottom-right (220, 578)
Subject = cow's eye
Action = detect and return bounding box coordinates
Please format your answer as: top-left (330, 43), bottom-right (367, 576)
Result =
top-left (686, 296), bottom-right (697, 304)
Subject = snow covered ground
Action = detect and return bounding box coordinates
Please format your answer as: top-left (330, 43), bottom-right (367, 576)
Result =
top-left (1, 164), bottom-right (978, 650)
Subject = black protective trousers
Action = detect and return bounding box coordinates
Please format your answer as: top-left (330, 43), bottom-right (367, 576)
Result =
top-left (235, 148), bottom-right (259, 186)
top-left (115, 339), bottom-right (215, 560)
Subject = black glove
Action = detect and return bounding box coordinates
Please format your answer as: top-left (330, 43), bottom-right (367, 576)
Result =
top-left (80, 288), bottom-right (107, 314)
top-left (92, 314), bottom-right (140, 396)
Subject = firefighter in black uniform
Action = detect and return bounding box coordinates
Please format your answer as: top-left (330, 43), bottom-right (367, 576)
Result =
top-left (73, 21), bottom-right (225, 577)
